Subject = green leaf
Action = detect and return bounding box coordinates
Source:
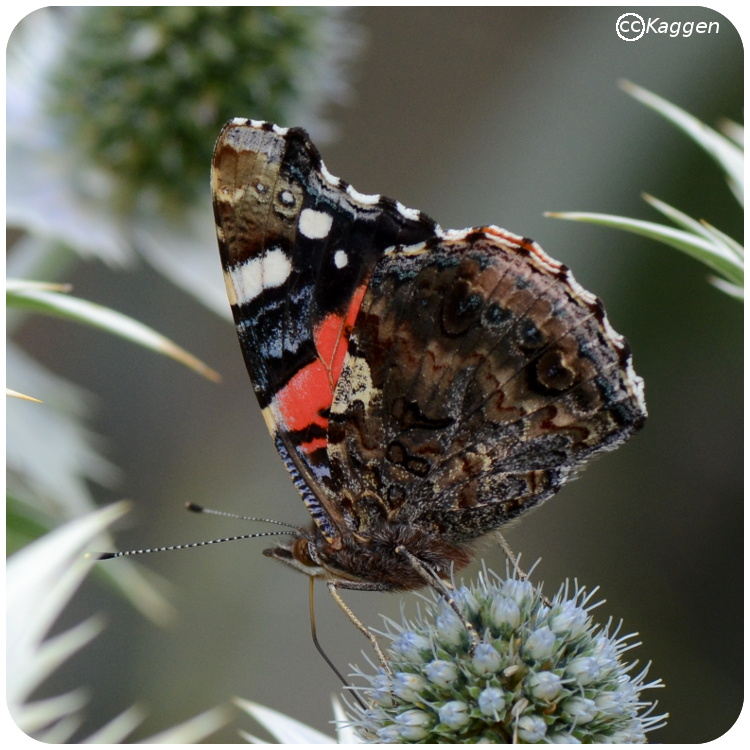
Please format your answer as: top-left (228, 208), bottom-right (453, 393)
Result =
top-left (7, 281), bottom-right (221, 381)
top-left (546, 211), bottom-right (743, 290)
top-left (696, 219), bottom-right (744, 262)
top-left (641, 194), bottom-right (722, 247)
top-left (6, 387), bottom-right (43, 403)
top-left (620, 80), bottom-right (743, 205)
top-left (709, 277), bottom-right (743, 300)
top-left (82, 706), bottom-right (146, 744)
top-left (642, 194), bottom-right (744, 264)
top-left (8, 503), bottom-right (230, 742)
top-left (8, 504), bottom-right (128, 729)
top-left (548, 84), bottom-right (742, 302)
top-left (719, 117), bottom-right (744, 148)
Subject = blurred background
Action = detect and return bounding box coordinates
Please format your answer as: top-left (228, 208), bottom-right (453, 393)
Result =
top-left (7, 6), bottom-right (742, 744)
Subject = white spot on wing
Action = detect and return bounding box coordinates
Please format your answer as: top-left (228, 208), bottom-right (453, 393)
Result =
top-left (331, 355), bottom-right (374, 415)
top-left (334, 250), bottom-right (348, 268)
top-left (245, 119), bottom-right (288, 135)
top-left (227, 247), bottom-right (292, 305)
top-left (626, 363), bottom-right (648, 415)
top-left (601, 314), bottom-right (622, 344)
top-left (396, 202), bottom-right (421, 221)
top-left (262, 247), bottom-right (293, 288)
top-left (319, 161), bottom-right (341, 187)
top-left (346, 184), bottom-right (380, 205)
top-left (299, 208), bottom-right (333, 239)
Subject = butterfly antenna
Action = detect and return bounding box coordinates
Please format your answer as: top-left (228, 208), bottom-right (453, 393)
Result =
top-left (185, 502), bottom-right (299, 529)
top-left (90, 530), bottom-right (298, 560)
top-left (308, 577), bottom-right (367, 711)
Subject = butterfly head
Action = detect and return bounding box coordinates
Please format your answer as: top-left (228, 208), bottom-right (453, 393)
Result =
top-left (262, 528), bottom-right (327, 579)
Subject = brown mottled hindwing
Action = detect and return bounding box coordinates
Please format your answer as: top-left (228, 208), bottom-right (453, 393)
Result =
top-left (327, 233), bottom-right (646, 542)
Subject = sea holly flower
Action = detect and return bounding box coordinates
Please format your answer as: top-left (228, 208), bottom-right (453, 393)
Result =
top-left (47, 6), bottom-right (359, 212)
top-left (347, 565), bottom-right (667, 743)
top-left (8, 7), bottom-right (362, 312)
top-left (516, 714), bottom-right (548, 743)
top-left (424, 659), bottom-right (460, 689)
top-left (526, 669), bottom-right (564, 702)
top-left (471, 642), bottom-right (504, 676)
top-left (235, 566), bottom-right (666, 744)
top-left (392, 672), bottom-right (428, 703)
top-left (523, 626), bottom-right (558, 661)
top-left (489, 592), bottom-right (521, 630)
top-left (438, 700), bottom-right (471, 730)
top-left (7, 504), bottom-right (230, 742)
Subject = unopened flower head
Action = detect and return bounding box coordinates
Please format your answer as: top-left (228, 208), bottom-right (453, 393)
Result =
top-left (48, 7), bottom-right (360, 210)
top-left (349, 566), bottom-right (667, 743)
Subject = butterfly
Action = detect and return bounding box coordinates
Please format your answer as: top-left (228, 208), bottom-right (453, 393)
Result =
top-left (211, 118), bottom-right (646, 614)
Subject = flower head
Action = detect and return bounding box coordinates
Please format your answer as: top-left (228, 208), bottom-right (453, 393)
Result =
top-left (7, 7), bottom-right (361, 309)
top-left (47, 6), bottom-right (359, 211)
top-left (349, 566), bottom-right (667, 743)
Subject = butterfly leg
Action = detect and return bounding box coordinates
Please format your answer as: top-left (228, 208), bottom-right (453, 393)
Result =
top-left (395, 546), bottom-right (481, 651)
top-left (495, 531), bottom-right (552, 607)
top-left (326, 580), bottom-right (393, 677)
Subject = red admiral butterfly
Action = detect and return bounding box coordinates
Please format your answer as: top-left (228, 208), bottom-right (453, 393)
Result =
top-left (211, 119), bottom-right (646, 598)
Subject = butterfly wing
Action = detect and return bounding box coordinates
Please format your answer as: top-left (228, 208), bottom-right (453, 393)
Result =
top-left (211, 119), bottom-right (440, 539)
top-left (326, 227), bottom-right (646, 542)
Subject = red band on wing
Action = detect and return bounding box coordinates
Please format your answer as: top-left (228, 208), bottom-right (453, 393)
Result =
top-left (315, 283), bottom-right (368, 385)
top-left (274, 283), bottom-right (368, 454)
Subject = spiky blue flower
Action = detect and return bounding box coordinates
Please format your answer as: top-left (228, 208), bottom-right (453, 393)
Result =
top-left (349, 566), bottom-right (667, 743)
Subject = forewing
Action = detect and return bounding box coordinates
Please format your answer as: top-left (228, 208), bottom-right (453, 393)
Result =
top-left (211, 119), bottom-right (439, 538)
